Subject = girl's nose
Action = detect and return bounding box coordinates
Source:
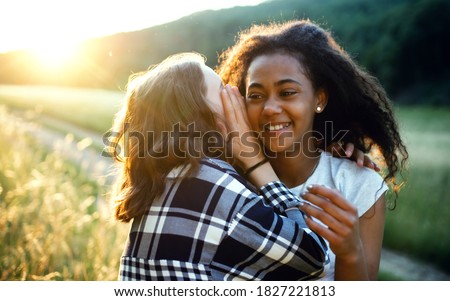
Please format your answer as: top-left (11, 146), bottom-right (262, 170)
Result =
top-left (262, 96), bottom-right (282, 116)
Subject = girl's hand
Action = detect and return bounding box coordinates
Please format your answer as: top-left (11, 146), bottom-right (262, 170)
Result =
top-left (328, 142), bottom-right (380, 172)
top-left (220, 84), bottom-right (265, 170)
top-left (300, 185), bottom-right (364, 262)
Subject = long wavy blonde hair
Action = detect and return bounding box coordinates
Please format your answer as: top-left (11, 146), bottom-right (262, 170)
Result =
top-left (111, 53), bottom-right (224, 222)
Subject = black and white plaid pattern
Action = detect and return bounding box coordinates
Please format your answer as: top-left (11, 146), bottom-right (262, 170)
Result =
top-left (119, 158), bottom-right (328, 281)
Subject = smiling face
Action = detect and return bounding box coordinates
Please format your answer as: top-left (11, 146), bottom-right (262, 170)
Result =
top-left (245, 53), bottom-right (327, 155)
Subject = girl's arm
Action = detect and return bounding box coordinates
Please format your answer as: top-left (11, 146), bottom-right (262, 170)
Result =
top-left (358, 195), bottom-right (386, 280)
top-left (213, 179), bottom-right (328, 280)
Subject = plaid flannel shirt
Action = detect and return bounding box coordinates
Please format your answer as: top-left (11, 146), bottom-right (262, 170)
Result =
top-left (119, 158), bottom-right (328, 281)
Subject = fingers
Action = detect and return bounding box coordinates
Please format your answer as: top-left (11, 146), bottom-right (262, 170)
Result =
top-left (220, 85), bottom-right (261, 167)
top-left (220, 85), bottom-right (247, 127)
top-left (363, 155), bottom-right (381, 171)
top-left (304, 214), bottom-right (339, 243)
top-left (300, 193), bottom-right (350, 236)
top-left (344, 143), bottom-right (370, 167)
top-left (344, 142), bottom-right (354, 158)
top-left (302, 199), bottom-right (357, 238)
top-left (347, 145), bottom-right (377, 171)
top-left (344, 143), bottom-right (380, 171)
top-left (363, 155), bottom-right (375, 170)
top-left (220, 85), bottom-right (235, 125)
top-left (329, 143), bottom-right (366, 166)
top-left (327, 141), bottom-right (345, 157)
top-left (304, 185), bottom-right (357, 213)
top-left (300, 185), bottom-right (363, 257)
top-left (356, 152), bottom-right (364, 167)
top-left (304, 211), bottom-right (361, 257)
top-left (227, 85), bottom-right (249, 127)
top-left (231, 86), bottom-right (247, 116)
top-left (353, 152), bottom-right (379, 171)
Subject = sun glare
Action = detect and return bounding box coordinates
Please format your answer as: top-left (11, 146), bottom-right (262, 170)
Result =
top-left (1, 0), bottom-right (267, 55)
top-left (30, 42), bottom-right (80, 69)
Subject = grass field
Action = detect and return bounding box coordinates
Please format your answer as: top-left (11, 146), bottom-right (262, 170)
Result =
top-left (0, 84), bottom-right (449, 278)
top-left (0, 85), bottom-right (124, 134)
top-left (0, 106), bottom-right (129, 280)
top-left (384, 106), bottom-right (450, 272)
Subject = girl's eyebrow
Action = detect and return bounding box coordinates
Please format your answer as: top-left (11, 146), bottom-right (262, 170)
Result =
top-left (275, 79), bottom-right (302, 87)
top-left (248, 79), bottom-right (302, 89)
top-left (247, 82), bottom-right (263, 89)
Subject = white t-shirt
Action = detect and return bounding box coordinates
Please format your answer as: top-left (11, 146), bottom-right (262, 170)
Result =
top-left (289, 151), bottom-right (388, 281)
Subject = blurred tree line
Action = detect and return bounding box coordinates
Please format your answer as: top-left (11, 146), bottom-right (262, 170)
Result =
top-left (0, 0), bottom-right (448, 105)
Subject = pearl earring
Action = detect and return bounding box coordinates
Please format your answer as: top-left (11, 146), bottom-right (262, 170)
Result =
top-left (316, 106), bottom-right (322, 113)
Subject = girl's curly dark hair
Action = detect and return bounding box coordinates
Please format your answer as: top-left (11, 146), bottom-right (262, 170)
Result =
top-left (217, 19), bottom-right (408, 202)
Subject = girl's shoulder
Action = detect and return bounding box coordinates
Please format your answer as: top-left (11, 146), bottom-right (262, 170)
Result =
top-left (201, 157), bottom-right (236, 173)
top-left (166, 158), bottom-right (236, 179)
top-left (198, 157), bottom-right (254, 190)
top-left (320, 151), bottom-right (384, 183)
top-left (318, 152), bottom-right (388, 215)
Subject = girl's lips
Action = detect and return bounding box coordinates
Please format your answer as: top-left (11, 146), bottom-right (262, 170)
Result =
top-left (263, 122), bottom-right (292, 132)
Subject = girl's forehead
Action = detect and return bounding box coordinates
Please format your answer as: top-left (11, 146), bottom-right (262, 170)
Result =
top-left (247, 54), bottom-right (306, 79)
top-left (251, 53), bottom-right (303, 70)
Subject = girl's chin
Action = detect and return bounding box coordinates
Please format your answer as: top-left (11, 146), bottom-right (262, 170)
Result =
top-left (261, 128), bottom-right (291, 138)
top-left (260, 133), bottom-right (299, 151)
top-left (262, 143), bottom-right (302, 157)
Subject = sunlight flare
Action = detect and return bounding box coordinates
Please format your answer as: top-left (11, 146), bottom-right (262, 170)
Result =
top-left (29, 41), bottom-right (80, 69)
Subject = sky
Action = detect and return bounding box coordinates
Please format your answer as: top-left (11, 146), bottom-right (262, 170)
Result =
top-left (0, 0), bottom-right (266, 54)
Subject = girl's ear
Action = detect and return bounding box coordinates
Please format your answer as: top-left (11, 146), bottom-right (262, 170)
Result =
top-left (315, 88), bottom-right (328, 113)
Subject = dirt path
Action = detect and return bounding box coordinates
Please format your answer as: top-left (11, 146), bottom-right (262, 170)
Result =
top-left (3, 109), bottom-right (116, 185)
top-left (4, 108), bottom-right (450, 281)
top-left (380, 248), bottom-right (450, 280)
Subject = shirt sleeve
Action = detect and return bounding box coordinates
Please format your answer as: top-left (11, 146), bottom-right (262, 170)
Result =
top-left (259, 181), bottom-right (304, 212)
top-left (211, 180), bottom-right (328, 281)
top-left (335, 162), bottom-right (389, 217)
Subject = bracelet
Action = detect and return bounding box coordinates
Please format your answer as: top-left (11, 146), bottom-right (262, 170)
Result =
top-left (243, 158), bottom-right (269, 177)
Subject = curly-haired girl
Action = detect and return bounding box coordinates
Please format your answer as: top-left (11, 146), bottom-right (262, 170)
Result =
top-left (217, 20), bottom-right (408, 280)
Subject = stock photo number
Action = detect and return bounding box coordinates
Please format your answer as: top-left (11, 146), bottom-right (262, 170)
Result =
top-left (255, 285), bottom-right (336, 297)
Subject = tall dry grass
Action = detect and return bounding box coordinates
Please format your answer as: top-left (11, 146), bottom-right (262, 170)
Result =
top-left (0, 107), bottom-right (128, 280)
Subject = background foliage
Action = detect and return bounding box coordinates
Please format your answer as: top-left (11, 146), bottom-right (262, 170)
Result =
top-left (1, 0), bottom-right (449, 105)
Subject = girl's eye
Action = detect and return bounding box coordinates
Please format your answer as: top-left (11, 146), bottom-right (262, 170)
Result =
top-left (246, 93), bottom-right (263, 100)
top-left (280, 91), bottom-right (297, 97)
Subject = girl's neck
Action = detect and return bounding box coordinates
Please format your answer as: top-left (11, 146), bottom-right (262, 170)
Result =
top-left (269, 149), bottom-right (321, 188)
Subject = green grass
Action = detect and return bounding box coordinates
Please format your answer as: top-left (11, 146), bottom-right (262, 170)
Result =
top-left (383, 106), bottom-right (450, 273)
top-left (1, 85), bottom-right (449, 277)
top-left (0, 85), bottom-right (124, 133)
